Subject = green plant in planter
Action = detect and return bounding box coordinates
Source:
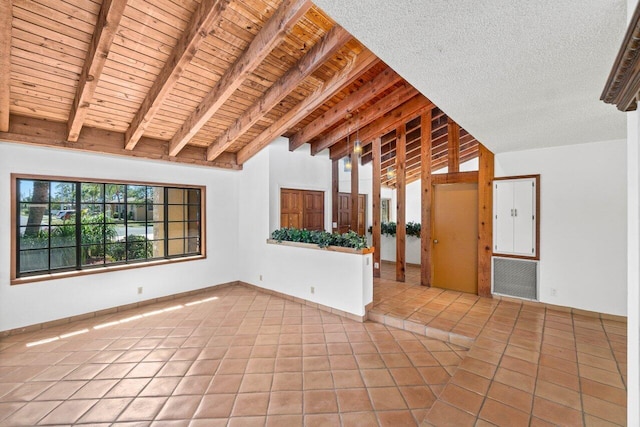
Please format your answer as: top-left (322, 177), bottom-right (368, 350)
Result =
top-left (271, 228), bottom-right (368, 250)
top-left (367, 221), bottom-right (421, 237)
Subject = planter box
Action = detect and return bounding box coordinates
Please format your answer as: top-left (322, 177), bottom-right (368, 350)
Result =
top-left (263, 239), bottom-right (374, 318)
top-left (266, 239), bottom-right (375, 255)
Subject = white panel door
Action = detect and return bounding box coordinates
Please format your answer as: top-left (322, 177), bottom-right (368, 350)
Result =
top-left (493, 177), bottom-right (537, 258)
top-left (513, 179), bottom-right (535, 256)
top-left (494, 181), bottom-right (515, 253)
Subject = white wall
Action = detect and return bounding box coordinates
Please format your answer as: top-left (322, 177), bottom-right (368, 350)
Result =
top-left (0, 142), bottom-right (240, 332)
top-left (495, 139), bottom-right (627, 316)
top-left (239, 138), bottom-right (372, 316)
top-left (627, 106), bottom-right (639, 427)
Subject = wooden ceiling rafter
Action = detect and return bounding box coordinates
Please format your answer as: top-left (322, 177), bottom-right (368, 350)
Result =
top-left (0, 0), bottom-right (11, 132)
top-left (328, 95), bottom-right (433, 160)
top-left (312, 83), bottom-right (419, 155)
top-left (206, 24), bottom-right (351, 161)
top-left (2, 114), bottom-right (240, 170)
top-left (168, 0), bottom-right (313, 157)
top-left (5, 0), bottom-right (486, 175)
top-left (288, 66), bottom-right (402, 151)
top-left (124, 0), bottom-right (232, 151)
top-left (66, 0), bottom-right (128, 142)
top-left (236, 51), bottom-right (379, 165)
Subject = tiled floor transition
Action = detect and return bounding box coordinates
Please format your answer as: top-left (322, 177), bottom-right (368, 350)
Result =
top-left (0, 264), bottom-right (627, 426)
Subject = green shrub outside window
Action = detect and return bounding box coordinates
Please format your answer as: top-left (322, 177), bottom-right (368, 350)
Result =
top-left (16, 177), bottom-right (202, 277)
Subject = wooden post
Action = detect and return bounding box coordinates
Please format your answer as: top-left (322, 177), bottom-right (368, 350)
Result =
top-left (350, 148), bottom-right (359, 233)
top-left (332, 159), bottom-right (339, 233)
top-left (420, 110), bottom-right (433, 286)
top-left (396, 125), bottom-right (406, 282)
top-left (478, 143), bottom-right (494, 297)
top-left (372, 136), bottom-right (382, 277)
top-left (447, 118), bottom-right (460, 173)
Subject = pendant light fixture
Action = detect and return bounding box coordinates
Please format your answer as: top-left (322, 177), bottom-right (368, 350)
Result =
top-left (386, 166), bottom-right (396, 179)
top-left (353, 112), bottom-right (362, 155)
top-left (343, 115), bottom-right (353, 171)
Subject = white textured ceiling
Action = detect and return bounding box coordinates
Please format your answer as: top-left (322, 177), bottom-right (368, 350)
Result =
top-left (313, 0), bottom-right (627, 153)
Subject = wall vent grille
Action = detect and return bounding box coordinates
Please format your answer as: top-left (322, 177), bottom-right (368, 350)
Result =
top-left (492, 257), bottom-right (538, 300)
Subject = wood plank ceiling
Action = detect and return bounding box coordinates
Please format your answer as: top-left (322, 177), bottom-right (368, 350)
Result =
top-left (1, 0), bottom-right (481, 187)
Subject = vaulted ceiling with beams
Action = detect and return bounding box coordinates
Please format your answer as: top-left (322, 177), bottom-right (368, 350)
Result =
top-left (0, 0), bottom-right (480, 185)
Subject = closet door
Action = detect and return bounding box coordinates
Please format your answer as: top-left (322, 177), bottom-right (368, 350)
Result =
top-left (494, 181), bottom-right (515, 254)
top-left (513, 179), bottom-right (536, 255)
top-left (493, 176), bottom-right (539, 258)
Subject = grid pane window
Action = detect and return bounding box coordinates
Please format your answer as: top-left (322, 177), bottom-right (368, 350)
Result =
top-left (15, 178), bottom-right (203, 278)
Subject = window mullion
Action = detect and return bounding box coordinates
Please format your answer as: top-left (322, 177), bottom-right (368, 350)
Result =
top-left (164, 188), bottom-right (169, 259)
top-left (75, 182), bottom-right (82, 270)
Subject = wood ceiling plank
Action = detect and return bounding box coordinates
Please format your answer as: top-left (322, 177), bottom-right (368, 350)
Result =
top-left (168, 0), bottom-right (312, 157)
top-left (313, 84), bottom-right (419, 156)
top-left (289, 66), bottom-right (401, 151)
top-left (205, 26), bottom-right (351, 161)
top-left (236, 51), bottom-right (378, 165)
top-left (3, 114), bottom-right (240, 169)
top-left (0, 0), bottom-right (12, 131)
top-left (124, 0), bottom-right (231, 150)
top-left (66, 0), bottom-right (127, 142)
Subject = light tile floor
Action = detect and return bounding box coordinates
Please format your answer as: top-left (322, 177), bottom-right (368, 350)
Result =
top-left (0, 264), bottom-right (627, 426)
top-left (372, 263), bottom-right (627, 426)
top-left (0, 284), bottom-right (468, 426)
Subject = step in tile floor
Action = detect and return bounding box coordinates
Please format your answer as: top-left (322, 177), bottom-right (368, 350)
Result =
top-left (372, 264), bottom-right (627, 426)
top-left (0, 264), bottom-right (627, 426)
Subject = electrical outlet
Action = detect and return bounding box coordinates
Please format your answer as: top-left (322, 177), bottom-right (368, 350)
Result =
top-left (137, 286), bottom-right (143, 295)
top-left (550, 288), bottom-right (557, 296)
top-left (310, 286), bottom-right (315, 294)
top-left (374, 262), bottom-right (379, 269)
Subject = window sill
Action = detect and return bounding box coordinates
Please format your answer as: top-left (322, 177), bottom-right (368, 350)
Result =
top-left (11, 255), bottom-right (206, 286)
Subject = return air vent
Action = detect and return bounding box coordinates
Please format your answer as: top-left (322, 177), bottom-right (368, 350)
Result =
top-left (492, 257), bottom-right (538, 300)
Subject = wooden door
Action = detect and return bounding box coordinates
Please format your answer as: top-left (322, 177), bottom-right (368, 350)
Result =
top-left (357, 194), bottom-right (366, 236)
top-left (281, 189), bottom-right (302, 229)
top-left (432, 183), bottom-right (478, 294)
top-left (338, 193), bottom-right (350, 233)
top-left (303, 191), bottom-right (324, 231)
top-left (337, 192), bottom-right (367, 235)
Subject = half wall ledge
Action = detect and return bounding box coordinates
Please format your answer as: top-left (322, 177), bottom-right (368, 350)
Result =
top-left (263, 239), bottom-right (374, 318)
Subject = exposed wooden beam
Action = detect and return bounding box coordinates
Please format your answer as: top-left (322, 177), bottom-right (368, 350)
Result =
top-left (67, 0), bottom-right (127, 142)
top-left (289, 66), bottom-right (402, 151)
top-left (350, 148), bottom-right (359, 233)
top-left (313, 84), bottom-right (419, 156)
top-left (332, 159), bottom-right (339, 233)
top-left (4, 115), bottom-right (240, 170)
top-left (168, 0), bottom-right (312, 157)
top-left (447, 118), bottom-right (460, 172)
top-left (207, 25), bottom-right (351, 161)
top-left (124, 0), bottom-right (231, 151)
top-left (477, 143), bottom-right (494, 297)
top-left (0, 0), bottom-right (11, 132)
top-left (237, 52), bottom-right (378, 165)
top-left (420, 110), bottom-right (432, 287)
top-left (432, 171), bottom-right (478, 185)
top-left (396, 123), bottom-right (406, 282)
top-left (329, 95), bottom-right (432, 160)
top-left (372, 136), bottom-right (381, 278)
